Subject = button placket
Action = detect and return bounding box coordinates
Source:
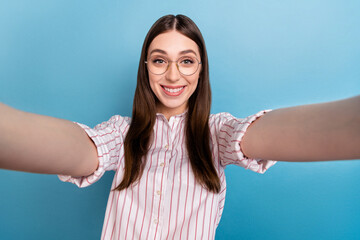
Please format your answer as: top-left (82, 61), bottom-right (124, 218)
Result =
top-left (151, 118), bottom-right (171, 236)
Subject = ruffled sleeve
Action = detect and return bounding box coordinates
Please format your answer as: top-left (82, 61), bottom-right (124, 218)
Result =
top-left (58, 115), bottom-right (129, 187)
top-left (214, 110), bottom-right (276, 173)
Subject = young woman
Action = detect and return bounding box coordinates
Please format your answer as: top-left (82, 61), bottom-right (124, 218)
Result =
top-left (0, 14), bottom-right (359, 240)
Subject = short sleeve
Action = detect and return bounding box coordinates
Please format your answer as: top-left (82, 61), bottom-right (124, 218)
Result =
top-left (215, 110), bottom-right (276, 173)
top-left (58, 115), bottom-right (129, 187)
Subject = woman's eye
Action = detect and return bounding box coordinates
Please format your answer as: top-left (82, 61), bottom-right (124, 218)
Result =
top-left (181, 59), bottom-right (195, 64)
top-left (152, 59), bottom-right (166, 64)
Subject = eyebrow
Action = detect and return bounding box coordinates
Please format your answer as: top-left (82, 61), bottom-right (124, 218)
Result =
top-left (149, 49), bottom-right (198, 57)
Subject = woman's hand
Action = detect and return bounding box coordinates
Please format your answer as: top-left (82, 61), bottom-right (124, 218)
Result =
top-left (241, 95), bottom-right (360, 162)
top-left (0, 103), bottom-right (99, 176)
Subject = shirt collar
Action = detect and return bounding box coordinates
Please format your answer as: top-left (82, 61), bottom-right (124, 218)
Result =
top-left (156, 110), bottom-right (188, 120)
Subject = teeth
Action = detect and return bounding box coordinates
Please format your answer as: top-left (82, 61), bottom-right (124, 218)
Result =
top-left (164, 86), bottom-right (184, 93)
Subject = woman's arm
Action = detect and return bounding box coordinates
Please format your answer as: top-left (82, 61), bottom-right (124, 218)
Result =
top-left (0, 103), bottom-right (99, 176)
top-left (241, 95), bottom-right (360, 162)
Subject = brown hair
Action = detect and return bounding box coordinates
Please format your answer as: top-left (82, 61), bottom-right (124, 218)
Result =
top-left (114, 14), bottom-right (220, 193)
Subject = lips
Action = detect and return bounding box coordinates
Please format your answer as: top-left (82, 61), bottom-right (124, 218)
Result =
top-left (161, 85), bottom-right (186, 96)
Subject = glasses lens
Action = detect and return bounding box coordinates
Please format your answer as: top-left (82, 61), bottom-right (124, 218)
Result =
top-left (177, 56), bottom-right (199, 75)
top-left (147, 56), bottom-right (168, 75)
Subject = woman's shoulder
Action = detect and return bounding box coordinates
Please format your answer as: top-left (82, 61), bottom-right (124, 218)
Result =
top-left (209, 110), bottom-right (271, 127)
top-left (209, 112), bottom-right (237, 123)
top-left (94, 114), bottom-right (132, 133)
top-left (107, 115), bottom-right (131, 124)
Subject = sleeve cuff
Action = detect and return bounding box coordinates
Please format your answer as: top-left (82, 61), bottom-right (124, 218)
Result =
top-left (219, 109), bottom-right (277, 173)
top-left (235, 109), bottom-right (277, 173)
top-left (57, 123), bottom-right (107, 188)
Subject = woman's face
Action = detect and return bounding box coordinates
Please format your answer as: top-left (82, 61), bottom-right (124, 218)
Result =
top-left (147, 30), bottom-right (201, 119)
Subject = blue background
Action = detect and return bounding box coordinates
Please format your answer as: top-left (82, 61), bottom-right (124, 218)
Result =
top-left (1, 0), bottom-right (359, 239)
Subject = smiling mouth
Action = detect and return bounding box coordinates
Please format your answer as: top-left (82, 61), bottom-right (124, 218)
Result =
top-left (161, 85), bottom-right (186, 96)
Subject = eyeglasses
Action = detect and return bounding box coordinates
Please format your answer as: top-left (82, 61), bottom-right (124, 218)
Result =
top-left (145, 56), bottom-right (201, 76)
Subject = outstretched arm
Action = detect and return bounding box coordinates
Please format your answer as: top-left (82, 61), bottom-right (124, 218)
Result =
top-left (0, 103), bottom-right (99, 176)
top-left (241, 95), bottom-right (360, 162)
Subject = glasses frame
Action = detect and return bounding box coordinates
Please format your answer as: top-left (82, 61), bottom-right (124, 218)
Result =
top-left (145, 57), bottom-right (202, 76)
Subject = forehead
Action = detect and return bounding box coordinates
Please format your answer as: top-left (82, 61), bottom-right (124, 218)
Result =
top-left (148, 30), bottom-right (200, 56)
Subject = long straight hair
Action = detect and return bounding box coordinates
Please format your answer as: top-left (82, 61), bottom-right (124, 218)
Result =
top-left (114, 14), bottom-right (220, 193)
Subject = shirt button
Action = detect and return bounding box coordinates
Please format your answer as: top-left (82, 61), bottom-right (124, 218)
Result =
top-left (160, 162), bottom-right (165, 167)
top-left (164, 144), bottom-right (169, 149)
top-left (154, 219), bottom-right (159, 224)
top-left (156, 190), bottom-right (161, 195)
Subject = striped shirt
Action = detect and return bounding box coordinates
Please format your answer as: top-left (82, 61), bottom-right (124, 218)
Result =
top-left (59, 110), bottom-right (276, 240)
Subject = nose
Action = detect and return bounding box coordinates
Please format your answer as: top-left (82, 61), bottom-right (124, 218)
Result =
top-left (165, 61), bottom-right (181, 82)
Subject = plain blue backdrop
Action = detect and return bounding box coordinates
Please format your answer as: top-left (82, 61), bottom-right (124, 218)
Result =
top-left (1, 0), bottom-right (359, 239)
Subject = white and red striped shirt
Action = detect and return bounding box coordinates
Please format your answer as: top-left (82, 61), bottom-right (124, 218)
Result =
top-left (59, 110), bottom-right (276, 240)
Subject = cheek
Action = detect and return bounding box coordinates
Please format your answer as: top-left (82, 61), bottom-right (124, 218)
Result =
top-left (148, 74), bottom-right (160, 91)
top-left (189, 75), bottom-right (199, 89)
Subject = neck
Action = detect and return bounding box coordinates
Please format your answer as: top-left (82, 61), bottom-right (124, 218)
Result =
top-left (156, 105), bottom-right (187, 120)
